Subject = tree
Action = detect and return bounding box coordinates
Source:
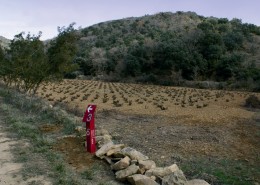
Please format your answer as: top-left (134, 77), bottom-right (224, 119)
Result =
top-left (0, 47), bottom-right (5, 75)
top-left (89, 47), bottom-right (107, 75)
top-left (1, 23), bottom-right (79, 93)
top-left (124, 54), bottom-right (141, 76)
top-left (47, 23), bottom-right (79, 80)
top-left (223, 32), bottom-right (244, 51)
top-left (4, 32), bottom-right (49, 93)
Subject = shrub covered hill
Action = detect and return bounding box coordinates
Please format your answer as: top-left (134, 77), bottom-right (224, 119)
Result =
top-left (73, 11), bottom-right (260, 91)
top-left (0, 36), bottom-right (10, 49)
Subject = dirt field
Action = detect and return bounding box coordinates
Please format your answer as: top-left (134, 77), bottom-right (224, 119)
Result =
top-left (37, 79), bottom-right (260, 184)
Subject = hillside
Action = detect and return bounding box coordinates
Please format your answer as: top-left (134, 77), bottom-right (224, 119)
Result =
top-left (73, 11), bottom-right (260, 90)
top-left (1, 11), bottom-right (260, 91)
top-left (0, 36), bottom-right (10, 48)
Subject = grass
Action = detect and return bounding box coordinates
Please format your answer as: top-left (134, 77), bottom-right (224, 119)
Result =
top-left (0, 85), bottom-right (119, 185)
top-left (180, 157), bottom-right (260, 185)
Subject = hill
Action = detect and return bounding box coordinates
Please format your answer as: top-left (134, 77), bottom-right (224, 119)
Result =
top-left (73, 11), bottom-right (260, 91)
top-left (0, 36), bottom-right (10, 48)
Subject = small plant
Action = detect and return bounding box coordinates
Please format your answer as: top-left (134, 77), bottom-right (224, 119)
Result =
top-left (245, 95), bottom-right (260, 109)
top-left (81, 169), bottom-right (94, 180)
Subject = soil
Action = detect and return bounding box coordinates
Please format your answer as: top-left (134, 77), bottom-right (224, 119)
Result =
top-left (36, 80), bottom-right (260, 183)
top-left (39, 124), bottom-right (63, 133)
top-left (53, 136), bottom-right (97, 171)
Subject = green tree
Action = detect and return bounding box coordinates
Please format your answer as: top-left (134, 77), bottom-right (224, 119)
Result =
top-left (223, 32), bottom-right (244, 51)
top-left (0, 47), bottom-right (5, 75)
top-left (124, 54), bottom-right (141, 76)
top-left (4, 32), bottom-right (49, 93)
top-left (47, 23), bottom-right (79, 80)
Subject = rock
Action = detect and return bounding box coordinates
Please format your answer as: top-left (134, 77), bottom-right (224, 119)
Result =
top-left (96, 129), bottom-right (110, 136)
top-left (186, 179), bottom-right (210, 185)
top-left (145, 164), bottom-right (179, 178)
top-left (120, 147), bottom-right (149, 161)
top-left (103, 156), bottom-right (113, 164)
top-left (127, 174), bottom-right (159, 185)
top-left (107, 144), bottom-right (125, 156)
top-left (131, 160), bottom-right (138, 165)
top-left (95, 141), bottom-right (114, 158)
top-left (96, 134), bottom-right (112, 142)
top-left (96, 134), bottom-right (113, 148)
top-left (75, 126), bottom-right (84, 134)
top-left (161, 170), bottom-right (187, 185)
top-left (137, 168), bottom-right (146, 175)
top-left (135, 179), bottom-right (160, 185)
top-left (115, 164), bottom-right (140, 181)
top-left (111, 152), bottom-right (126, 158)
top-left (127, 174), bottom-right (148, 184)
top-left (111, 158), bottom-right (124, 162)
top-left (150, 176), bottom-right (156, 181)
top-left (111, 156), bottom-right (131, 171)
top-left (139, 160), bottom-right (156, 171)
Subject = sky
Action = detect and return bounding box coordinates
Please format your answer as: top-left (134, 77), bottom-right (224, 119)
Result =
top-left (1, 0), bottom-right (260, 40)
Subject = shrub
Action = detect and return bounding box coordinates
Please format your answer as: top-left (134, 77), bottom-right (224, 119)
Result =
top-left (245, 95), bottom-right (260, 108)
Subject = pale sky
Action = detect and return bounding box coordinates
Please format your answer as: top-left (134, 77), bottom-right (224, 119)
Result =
top-left (0, 0), bottom-right (259, 40)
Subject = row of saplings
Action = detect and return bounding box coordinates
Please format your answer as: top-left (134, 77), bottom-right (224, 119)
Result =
top-left (91, 128), bottom-right (210, 185)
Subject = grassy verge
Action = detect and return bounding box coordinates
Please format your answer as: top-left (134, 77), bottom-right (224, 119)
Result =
top-left (0, 85), bottom-right (119, 185)
top-left (180, 155), bottom-right (260, 185)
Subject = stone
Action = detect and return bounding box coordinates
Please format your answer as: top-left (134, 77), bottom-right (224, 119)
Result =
top-left (111, 158), bottom-right (124, 162)
top-left (120, 147), bottom-right (149, 161)
top-left (95, 141), bottom-right (114, 158)
top-left (111, 156), bottom-right (131, 171)
top-left (161, 170), bottom-right (187, 185)
top-left (138, 160), bottom-right (156, 171)
top-left (137, 168), bottom-right (146, 175)
top-left (96, 134), bottom-right (113, 148)
top-left (186, 179), bottom-right (210, 185)
top-left (115, 164), bottom-right (140, 181)
top-left (75, 126), bottom-right (84, 134)
top-left (96, 129), bottom-right (110, 136)
top-left (107, 144), bottom-right (125, 156)
top-left (150, 176), bottom-right (156, 181)
top-left (135, 179), bottom-right (159, 185)
top-left (131, 160), bottom-right (138, 165)
top-left (127, 174), bottom-right (159, 185)
top-left (103, 156), bottom-right (113, 164)
top-left (96, 134), bottom-right (112, 142)
top-left (145, 164), bottom-right (179, 178)
top-left (111, 152), bottom-right (126, 158)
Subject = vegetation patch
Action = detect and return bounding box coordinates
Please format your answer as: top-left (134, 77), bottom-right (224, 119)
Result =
top-left (0, 85), bottom-right (119, 185)
top-left (245, 94), bottom-right (260, 109)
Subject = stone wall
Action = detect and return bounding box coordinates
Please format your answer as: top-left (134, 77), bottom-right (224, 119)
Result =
top-left (91, 128), bottom-right (211, 185)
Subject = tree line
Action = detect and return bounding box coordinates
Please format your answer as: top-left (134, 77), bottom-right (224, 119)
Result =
top-left (74, 12), bottom-right (260, 91)
top-left (0, 23), bottom-right (78, 93)
top-left (1, 12), bottom-right (260, 92)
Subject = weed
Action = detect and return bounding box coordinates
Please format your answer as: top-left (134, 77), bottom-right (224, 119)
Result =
top-left (245, 95), bottom-right (260, 109)
top-left (81, 169), bottom-right (94, 180)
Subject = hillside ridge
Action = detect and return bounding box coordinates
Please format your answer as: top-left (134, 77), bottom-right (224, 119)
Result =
top-left (72, 11), bottom-right (260, 90)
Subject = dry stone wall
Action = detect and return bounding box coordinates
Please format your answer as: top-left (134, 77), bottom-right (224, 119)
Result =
top-left (78, 127), bottom-right (211, 185)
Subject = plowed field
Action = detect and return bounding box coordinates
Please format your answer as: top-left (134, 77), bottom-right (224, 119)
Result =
top-left (36, 80), bottom-right (260, 184)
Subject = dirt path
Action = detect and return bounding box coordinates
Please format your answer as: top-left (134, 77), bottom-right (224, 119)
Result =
top-left (0, 113), bottom-right (52, 185)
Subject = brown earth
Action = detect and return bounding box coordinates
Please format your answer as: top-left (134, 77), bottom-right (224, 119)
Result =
top-left (53, 136), bottom-right (97, 171)
top-left (37, 80), bottom-right (260, 183)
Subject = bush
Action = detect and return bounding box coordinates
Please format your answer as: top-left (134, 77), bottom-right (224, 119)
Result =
top-left (245, 95), bottom-right (260, 109)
